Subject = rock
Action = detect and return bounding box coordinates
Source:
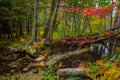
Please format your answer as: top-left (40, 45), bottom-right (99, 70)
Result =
top-left (34, 57), bottom-right (44, 62)
top-left (34, 55), bottom-right (46, 62)
top-left (23, 67), bottom-right (29, 72)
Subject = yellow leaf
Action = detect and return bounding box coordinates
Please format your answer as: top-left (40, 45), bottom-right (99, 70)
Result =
top-left (56, 62), bottom-right (63, 68)
top-left (44, 53), bottom-right (48, 57)
top-left (109, 68), bottom-right (116, 73)
top-left (20, 38), bottom-right (25, 42)
top-left (39, 55), bottom-right (46, 59)
top-left (36, 61), bottom-right (45, 67)
top-left (95, 60), bottom-right (104, 67)
top-left (114, 73), bottom-right (120, 79)
top-left (79, 63), bottom-right (88, 68)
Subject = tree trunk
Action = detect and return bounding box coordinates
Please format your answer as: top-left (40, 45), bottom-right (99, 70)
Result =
top-left (26, 19), bottom-right (30, 35)
top-left (43, 0), bottom-right (56, 38)
top-left (49, 0), bottom-right (61, 40)
top-left (10, 16), bottom-right (13, 40)
top-left (19, 20), bottom-right (23, 36)
top-left (110, 0), bottom-right (114, 29)
top-left (32, 0), bottom-right (38, 42)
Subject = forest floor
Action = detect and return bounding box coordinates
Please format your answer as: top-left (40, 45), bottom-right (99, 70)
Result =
top-left (0, 36), bottom-right (120, 80)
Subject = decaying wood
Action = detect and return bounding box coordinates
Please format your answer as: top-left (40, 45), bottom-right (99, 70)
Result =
top-left (70, 31), bottom-right (120, 49)
top-left (57, 68), bottom-right (90, 77)
top-left (82, 26), bottom-right (120, 37)
top-left (7, 39), bottom-right (46, 58)
top-left (90, 32), bottom-right (120, 43)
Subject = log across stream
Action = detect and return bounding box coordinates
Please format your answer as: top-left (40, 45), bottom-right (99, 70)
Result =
top-left (0, 34), bottom-right (120, 79)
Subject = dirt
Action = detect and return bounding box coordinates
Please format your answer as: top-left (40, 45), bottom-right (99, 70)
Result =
top-left (0, 46), bottom-right (47, 80)
top-left (0, 40), bottom-right (115, 80)
top-left (0, 44), bottom-right (91, 79)
top-left (0, 47), bottom-right (34, 74)
top-left (56, 51), bottom-right (102, 68)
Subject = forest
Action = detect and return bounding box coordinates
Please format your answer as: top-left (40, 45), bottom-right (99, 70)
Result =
top-left (0, 0), bottom-right (120, 80)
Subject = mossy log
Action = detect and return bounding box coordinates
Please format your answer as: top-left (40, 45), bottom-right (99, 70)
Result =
top-left (47, 48), bottom-right (89, 65)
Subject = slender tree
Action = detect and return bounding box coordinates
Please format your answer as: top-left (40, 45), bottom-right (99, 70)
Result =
top-left (49, 0), bottom-right (61, 40)
top-left (32, 0), bottom-right (38, 42)
top-left (43, 0), bottom-right (56, 38)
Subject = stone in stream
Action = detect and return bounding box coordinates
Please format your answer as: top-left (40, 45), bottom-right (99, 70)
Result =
top-left (34, 57), bottom-right (44, 62)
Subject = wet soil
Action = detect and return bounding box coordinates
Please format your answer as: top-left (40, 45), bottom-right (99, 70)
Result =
top-left (0, 37), bottom-right (119, 80)
top-left (56, 51), bottom-right (102, 68)
top-left (59, 36), bottom-right (120, 68)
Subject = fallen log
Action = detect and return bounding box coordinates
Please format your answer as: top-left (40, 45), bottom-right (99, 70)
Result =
top-left (57, 68), bottom-right (90, 77)
top-left (47, 48), bottom-right (89, 65)
top-left (7, 39), bottom-right (46, 58)
top-left (81, 26), bottom-right (120, 37)
top-left (7, 46), bottom-right (38, 58)
top-left (69, 32), bottom-right (120, 49)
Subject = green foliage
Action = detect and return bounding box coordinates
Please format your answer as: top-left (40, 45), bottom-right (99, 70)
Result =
top-left (105, 62), bottom-right (112, 68)
top-left (85, 60), bottom-right (120, 80)
top-left (66, 0), bottom-right (96, 8)
top-left (66, 75), bottom-right (90, 80)
top-left (66, 76), bottom-right (80, 80)
top-left (88, 62), bottom-right (100, 77)
top-left (102, 51), bottom-right (120, 61)
top-left (42, 65), bottom-right (56, 80)
top-left (0, 0), bottom-right (117, 41)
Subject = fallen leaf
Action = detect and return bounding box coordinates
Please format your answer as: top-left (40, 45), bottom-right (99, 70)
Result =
top-left (39, 55), bottom-right (46, 59)
top-left (57, 62), bottom-right (63, 68)
top-left (20, 38), bottom-right (25, 42)
top-left (36, 61), bottom-right (45, 67)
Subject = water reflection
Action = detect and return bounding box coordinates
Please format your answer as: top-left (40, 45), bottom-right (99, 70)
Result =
top-left (89, 42), bottom-right (114, 56)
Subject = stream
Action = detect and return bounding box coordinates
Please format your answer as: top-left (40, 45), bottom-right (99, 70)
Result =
top-left (0, 36), bottom-right (120, 80)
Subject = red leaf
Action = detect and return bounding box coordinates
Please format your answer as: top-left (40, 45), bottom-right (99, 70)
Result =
top-left (70, 40), bottom-right (77, 44)
top-left (61, 40), bottom-right (66, 45)
top-left (78, 41), bottom-right (86, 48)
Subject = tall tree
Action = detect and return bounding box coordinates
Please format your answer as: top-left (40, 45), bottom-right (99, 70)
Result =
top-left (49, 0), bottom-right (61, 40)
top-left (43, 0), bottom-right (56, 38)
top-left (32, 0), bottom-right (38, 42)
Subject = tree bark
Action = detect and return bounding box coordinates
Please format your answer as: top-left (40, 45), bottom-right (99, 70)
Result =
top-left (43, 0), bottom-right (56, 38)
top-left (49, 0), bottom-right (61, 40)
top-left (32, 0), bottom-right (38, 42)
top-left (19, 20), bottom-right (23, 36)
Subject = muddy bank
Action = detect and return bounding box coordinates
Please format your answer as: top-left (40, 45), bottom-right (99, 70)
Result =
top-left (56, 51), bottom-right (102, 68)
top-left (0, 35), bottom-right (120, 80)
